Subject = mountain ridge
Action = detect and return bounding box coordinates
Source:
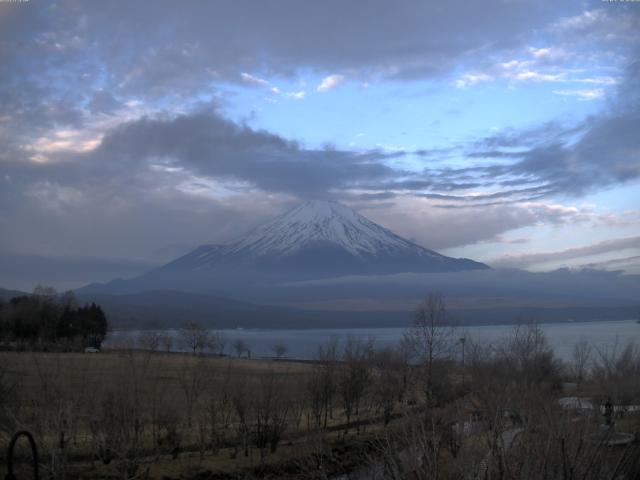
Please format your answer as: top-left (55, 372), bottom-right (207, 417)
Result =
top-left (80, 200), bottom-right (489, 295)
top-left (162, 200), bottom-right (489, 276)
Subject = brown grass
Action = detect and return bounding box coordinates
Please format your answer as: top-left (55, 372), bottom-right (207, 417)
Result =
top-left (0, 350), bottom-right (397, 479)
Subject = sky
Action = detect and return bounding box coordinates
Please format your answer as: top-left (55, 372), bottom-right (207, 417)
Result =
top-left (0, 0), bottom-right (639, 290)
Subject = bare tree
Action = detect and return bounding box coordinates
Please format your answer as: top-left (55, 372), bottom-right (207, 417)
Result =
top-left (231, 378), bottom-right (251, 458)
top-left (592, 339), bottom-right (640, 405)
top-left (179, 321), bottom-right (211, 355)
top-left (272, 342), bottom-right (288, 359)
top-left (404, 293), bottom-right (455, 404)
top-left (373, 411), bottom-right (445, 479)
top-left (232, 339), bottom-right (248, 358)
top-left (338, 336), bottom-right (373, 434)
top-left (288, 381), bottom-right (307, 433)
top-left (308, 337), bottom-right (338, 430)
top-left (306, 366), bottom-right (325, 430)
top-left (572, 338), bottom-right (592, 381)
top-left (497, 322), bottom-right (560, 390)
top-left (253, 370), bottom-right (291, 458)
top-left (177, 356), bottom-right (208, 428)
top-left (159, 334), bottom-right (173, 353)
top-left (90, 350), bottom-right (155, 479)
top-left (372, 346), bottom-right (406, 426)
top-left (201, 362), bottom-right (234, 455)
top-left (137, 330), bottom-right (161, 352)
top-left (210, 331), bottom-right (226, 356)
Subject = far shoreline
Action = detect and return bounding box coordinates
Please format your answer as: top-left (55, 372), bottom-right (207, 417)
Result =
top-left (106, 317), bottom-right (638, 333)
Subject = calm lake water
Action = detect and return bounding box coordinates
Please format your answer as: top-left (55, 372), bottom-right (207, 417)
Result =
top-left (106, 319), bottom-right (640, 362)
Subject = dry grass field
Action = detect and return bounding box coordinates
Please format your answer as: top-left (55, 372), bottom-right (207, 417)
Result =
top-left (4, 324), bottom-right (640, 480)
top-left (0, 349), bottom-right (402, 479)
top-left (0, 350), bottom-right (312, 406)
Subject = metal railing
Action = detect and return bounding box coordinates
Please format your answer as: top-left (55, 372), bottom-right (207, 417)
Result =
top-left (5, 431), bottom-right (39, 480)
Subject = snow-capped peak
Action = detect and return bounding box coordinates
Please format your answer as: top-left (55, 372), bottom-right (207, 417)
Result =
top-left (162, 199), bottom-right (489, 275)
top-left (226, 200), bottom-right (434, 258)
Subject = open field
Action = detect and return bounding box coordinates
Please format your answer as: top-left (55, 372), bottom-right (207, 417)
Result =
top-left (0, 349), bottom-right (412, 479)
top-left (0, 350), bottom-right (313, 402)
top-left (4, 323), bottom-right (640, 479)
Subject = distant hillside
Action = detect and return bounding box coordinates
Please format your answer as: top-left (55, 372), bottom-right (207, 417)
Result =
top-left (77, 290), bottom-right (408, 329)
top-left (2, 285), bottom-right (637, 330)
top-left (78, 289), bottom-right (639, 330)
top-left (0, 287), bottom-right (28, 301)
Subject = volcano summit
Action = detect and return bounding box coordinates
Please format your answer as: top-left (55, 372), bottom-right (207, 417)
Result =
top-left (164, 200), bottom-right (489, 276)
top-left (84, 201), bottom-right (489, 294)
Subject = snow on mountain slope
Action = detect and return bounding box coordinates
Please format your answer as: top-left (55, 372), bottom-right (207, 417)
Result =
top-left (227, 200), bottom-right (439, 258)
top-left (164, 200), bottom-right (489, 274)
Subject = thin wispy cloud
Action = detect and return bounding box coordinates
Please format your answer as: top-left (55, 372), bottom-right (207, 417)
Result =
top-left (317, 74), bottom-right (345, 92)
top-left (491, 236), bottom-right (640, 269)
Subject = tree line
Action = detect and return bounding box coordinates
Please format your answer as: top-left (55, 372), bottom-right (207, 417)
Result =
top-left (0, 286), bottom-right (108, 350)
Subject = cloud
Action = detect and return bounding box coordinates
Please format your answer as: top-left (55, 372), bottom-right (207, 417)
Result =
top-left (442, 58), bottom-right (640, 203)
top-left (454, 73), bottom-right (492, 88)
top-left (452, 7), bottom-right (638, 92)
top-left (88, 89), bottom-right (124, 114)
top-left (551, 9), bottom-right (607, 32)
top-left (0, 159), bottom-right (296, 263)
top-left (284, 91), bottom-right (306, 100)
top-left (0, 252), bottom-right (158, 292)
top-left (491, 236), bottom-right (640, 269)
top-left (0, 0), bottom-right (575, 115)
top-left (529, 47), bottom-right (567, 61)
top-left (317, 74), bottom-right (345, 92)
top-left (0, 105), bottom-right (408, 265)
top-left (94, 109), bottom-right (402, 197)
top-left (360, 198), bottom-right (591, 250)
top-left (0, 0), bottom-right (638, 284)
top-left (240, 72), bottom-right (279, 93)
top-left (552, 88), bottom-right (604, 100)
top-left (575, 76), bottom-right (619, 86)
top-left (579, 256), bottom-right (640, 275)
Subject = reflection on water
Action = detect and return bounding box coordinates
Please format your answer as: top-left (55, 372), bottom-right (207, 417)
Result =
top-left (105, 319), bottom-right (640, 362)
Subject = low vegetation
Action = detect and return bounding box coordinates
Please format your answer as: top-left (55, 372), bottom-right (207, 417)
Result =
top-left (1, 293), bottom-right (640, 479)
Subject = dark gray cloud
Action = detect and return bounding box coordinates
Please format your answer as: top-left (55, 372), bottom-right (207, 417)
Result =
top-left (94, 110), bottom-right (403, 197)
top-left (0, 0), bottom-right (572, 95)
top-left (88, 90), bottom-right (123, 115)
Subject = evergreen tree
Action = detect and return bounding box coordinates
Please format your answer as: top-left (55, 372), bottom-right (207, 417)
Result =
top-left (0, 289), bottom-right (109, 349)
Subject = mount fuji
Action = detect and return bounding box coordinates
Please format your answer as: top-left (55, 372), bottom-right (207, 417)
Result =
top-left (82, 200), bottom-right (488, 295)
top-left (74, 202), bottom-right (640, 328)
top-left (163, 200), bottom-right (488, 275)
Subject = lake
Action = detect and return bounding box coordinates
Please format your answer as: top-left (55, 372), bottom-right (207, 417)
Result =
top-left (105, 319), bottom-right (640, 362)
